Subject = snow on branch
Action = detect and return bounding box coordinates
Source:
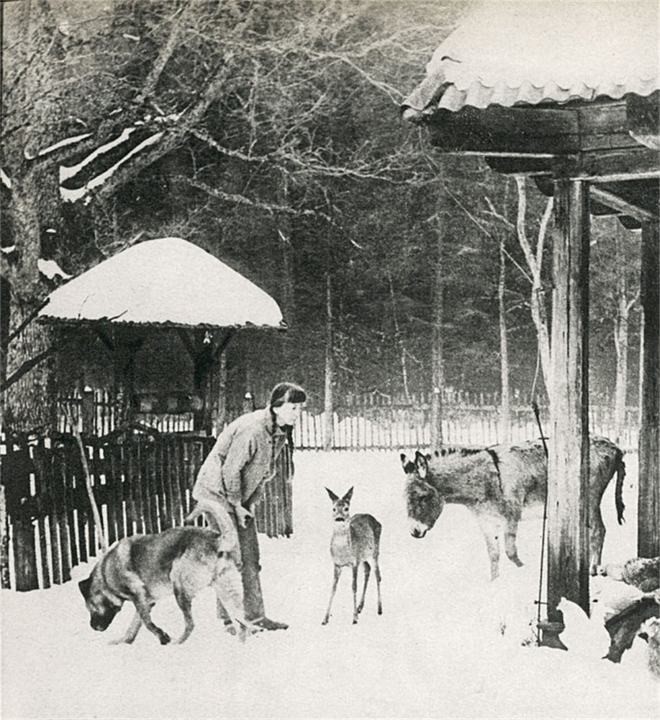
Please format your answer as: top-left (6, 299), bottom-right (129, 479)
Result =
top-left (38, 258), bottom-right (72, 281)
top-left (59, 128), bottom-right (137, 184)
top-left (25, 133), bottom-right (92, 161)
top-left (60, 131), bottom-right (163, 203)
top-left (0, 168), bottom-right (11, 190)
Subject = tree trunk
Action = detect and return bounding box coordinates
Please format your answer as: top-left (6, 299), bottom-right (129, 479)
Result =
top-left (3, 173), bottom-right (55, 431)
top-left (430, 194), bottom-right (445, 449)
top-left (498, 235), bottom-right (511, 443)
top-left (613, 225), bottom-right (630, 444)
top-left (323, 273), bottom-right (334, 451)
top-left (514, 177), bottom-right (553, 398)
top-left (387, 271), bottom-right (411, 403)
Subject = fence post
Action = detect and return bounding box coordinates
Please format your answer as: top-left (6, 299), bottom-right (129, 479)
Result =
top-left (81, 386), bottom-right (95, 435)
top-left (0, 482), bottom-right (9, 588)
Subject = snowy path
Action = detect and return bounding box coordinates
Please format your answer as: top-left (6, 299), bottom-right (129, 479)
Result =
top-left (1, 450), bottom-right (656, 719)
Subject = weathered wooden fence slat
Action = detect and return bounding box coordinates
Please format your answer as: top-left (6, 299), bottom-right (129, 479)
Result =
top-left (0, 431), bottom-right (295, 591)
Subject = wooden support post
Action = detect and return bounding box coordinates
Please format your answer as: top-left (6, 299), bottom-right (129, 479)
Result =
top-left (638, 221), bottom-right (660, 558)
top-left (545, 179), bottom-right (591, 644)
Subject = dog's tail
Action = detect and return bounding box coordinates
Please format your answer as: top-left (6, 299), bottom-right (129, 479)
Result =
top-left (187, 501), bottom-right (239, 553)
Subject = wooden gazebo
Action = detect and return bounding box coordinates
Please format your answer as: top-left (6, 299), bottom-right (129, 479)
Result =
top-left (38, 236), bottom-right (286, 433)
top-left (401, 1), bottom-right (659, 634)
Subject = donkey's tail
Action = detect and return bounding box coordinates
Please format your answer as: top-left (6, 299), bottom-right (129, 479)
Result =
top-left (614, 449), bottom-right (626, 525)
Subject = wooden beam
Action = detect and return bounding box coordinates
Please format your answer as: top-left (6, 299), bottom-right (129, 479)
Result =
top-left (627, 92), bottom-right (660, 150)
top-left (561, 148), bottom-right (660, 182)
top-left (485, 157), bottom-right (552, 176)
top-left (638, 221), bottom-right (660, 558)
top-left (92, 327), bottom-right (115, 354)
top-left (545, 179), bottom-right (591, 642)
top-left (589, 187), bottom-right (658, 223)
top-left (212, 328), bottom-right (236, 364)
top-left (176, 328), bottom-right (196, 361)
top-left (429, 105), bottom-right (579, 155)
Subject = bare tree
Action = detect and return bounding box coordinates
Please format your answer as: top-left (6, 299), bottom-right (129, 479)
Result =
top-left (513, 176), bottom-right (554, 398)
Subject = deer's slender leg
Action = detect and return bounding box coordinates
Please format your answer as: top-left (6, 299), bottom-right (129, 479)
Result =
top-left (374, 560), bottom-right (382, 615)
top-left (351, 565), bottom-right (359, 624)
top-left (357, 561), bottom-right (370, 614)
top-left (322, 565), bottom-right (342, 625)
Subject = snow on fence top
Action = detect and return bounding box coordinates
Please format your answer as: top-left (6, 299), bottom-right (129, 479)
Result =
top-left (38, 237), bottom-right (285, 329)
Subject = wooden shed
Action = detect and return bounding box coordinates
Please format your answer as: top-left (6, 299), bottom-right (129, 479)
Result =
top-left (401, 0), bottom-right (659, 639)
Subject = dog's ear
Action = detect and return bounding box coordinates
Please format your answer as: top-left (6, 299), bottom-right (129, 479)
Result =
top-left (342, 487), bottom-right (354, 504)
top-left (78, 576), bottom-right (92, 600)
top-left (325, 487), bottom-right (339, 502)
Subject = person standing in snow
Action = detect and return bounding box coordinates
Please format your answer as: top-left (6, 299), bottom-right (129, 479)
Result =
top-left (189, 382), bottom-right (306, 632)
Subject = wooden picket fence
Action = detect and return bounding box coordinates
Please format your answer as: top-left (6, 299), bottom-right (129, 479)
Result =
top-left (295, 394), bottom-right (640, 453)
top-left (55, 388), bottom-right (640, 453)
top-left (0, 431), bottom-right (293, 591)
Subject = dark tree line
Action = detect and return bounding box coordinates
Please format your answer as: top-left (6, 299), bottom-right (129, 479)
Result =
top-left (1, 0), bottom-right (642, 429)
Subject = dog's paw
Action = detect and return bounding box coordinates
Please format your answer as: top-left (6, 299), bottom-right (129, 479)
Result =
top-left (158, 632), bottom-right (171, 645)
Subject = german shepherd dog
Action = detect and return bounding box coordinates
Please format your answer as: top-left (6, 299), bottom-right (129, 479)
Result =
top-left (78, 527), bottom-right (255, 644)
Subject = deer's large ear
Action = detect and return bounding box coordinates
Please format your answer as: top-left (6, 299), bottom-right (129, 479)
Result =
top-left (414, 450), bottom-right (428, 479)
top-left (325, 487), bottom-right (339, 502)
top-left (342, 487), bottom-right (354, 503)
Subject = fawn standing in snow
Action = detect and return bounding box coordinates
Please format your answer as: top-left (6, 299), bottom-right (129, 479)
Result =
top-left (322, 487), bottom-right (382, 625)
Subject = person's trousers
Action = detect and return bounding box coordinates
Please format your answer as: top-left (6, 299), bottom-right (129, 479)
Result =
top-left (223, 517), bottom-right (265, 622)
top-left (188, 489), bottom-right (266, 622)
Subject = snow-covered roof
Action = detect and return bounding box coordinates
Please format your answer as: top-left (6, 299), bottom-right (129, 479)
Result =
top-left (38, 237), bottom-right (285, 330)
top-left (402, 0), bottom-right (659, 117)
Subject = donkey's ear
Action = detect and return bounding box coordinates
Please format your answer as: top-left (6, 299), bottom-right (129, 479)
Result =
top-left (78, 576), bottom-right (92, 600)
top-left (414, 450), bottom-right (428, 479)
top-left (325, 487), bottom-right (339, 502)
top-left (342, 486), bottom-right (354, 503)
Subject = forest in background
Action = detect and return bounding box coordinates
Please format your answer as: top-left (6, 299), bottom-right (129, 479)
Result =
top-left (0, 0), bottom-right (642, 428)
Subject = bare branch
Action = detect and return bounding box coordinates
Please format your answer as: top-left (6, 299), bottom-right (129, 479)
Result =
top-left (188, 179), bottom-right (332, 222)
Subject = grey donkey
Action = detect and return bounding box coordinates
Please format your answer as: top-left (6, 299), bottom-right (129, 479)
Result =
top-left (322, 487), bottom-right (382, 625)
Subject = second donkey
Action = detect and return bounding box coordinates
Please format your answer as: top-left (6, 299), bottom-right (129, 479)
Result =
top-left (322, 487), bottom-right (382, 625)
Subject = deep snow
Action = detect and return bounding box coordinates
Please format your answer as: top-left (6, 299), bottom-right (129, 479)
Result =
top-left (1, 450), bottom-right (657, 719)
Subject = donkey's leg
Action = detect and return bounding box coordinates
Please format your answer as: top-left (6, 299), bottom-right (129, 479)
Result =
top-left (374, 560), bottom-right (382, 615)
top-left (474, 510), bottom-right (501, 580)
top-left (357, 561), bottom-right (371, 614)
top-left (322, 565), bottom-right (342, 625)
top-left (589, 505), bottom-right (606, 575)
top-left (352, 565), bottom-right (359, 624)
top-left (504, 515), bottom-right (524, 567)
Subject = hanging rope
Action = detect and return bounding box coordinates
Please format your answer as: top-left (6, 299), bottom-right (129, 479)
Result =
top-left (532, 399), bottom-right (549, 645)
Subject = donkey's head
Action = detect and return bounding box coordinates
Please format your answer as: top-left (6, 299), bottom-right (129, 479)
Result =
top-left (325, 486), bottom-right (353, 522)
top-left (401, 451), bottom-right (445, 538)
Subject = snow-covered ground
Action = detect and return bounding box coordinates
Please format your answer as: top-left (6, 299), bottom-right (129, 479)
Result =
top-left (1, 450), bottom-right (657, 719)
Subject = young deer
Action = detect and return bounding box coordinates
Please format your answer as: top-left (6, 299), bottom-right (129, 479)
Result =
top-left (322, 487), bottom-right (382, 625)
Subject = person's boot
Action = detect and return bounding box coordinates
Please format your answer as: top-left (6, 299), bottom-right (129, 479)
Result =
top-left (253, 617), bottom-right (289, 631)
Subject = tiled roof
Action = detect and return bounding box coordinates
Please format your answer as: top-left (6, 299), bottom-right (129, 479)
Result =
top-left (403, 0), bottom-right (659, 118)
top-left (39, 237), bottom-right (285, 329)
